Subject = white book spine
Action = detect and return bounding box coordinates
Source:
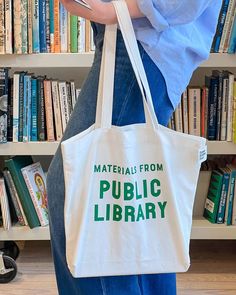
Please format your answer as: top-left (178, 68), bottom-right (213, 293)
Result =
top-left (59, 82), bottom-right (70, 132)
top-left (51, 81), bottom-right (63, 141)
top-left (78, 17), bottom-right (85, 53)
top-left (44, 80), bottom-right (55, 141)
top-left (174, 103), bottom-right (183, 133)
top-left (0, 178), bottom-right (12, 230)
top-left (21, 165), bottom-right (49, 227)
top-left (0, 0), bottom-right (5, 54)
top-left (188, 88), bottom-right (201, 136)
top-left (60, 4), bottom-right (68, 53)
top-left (221, 78), bottom-right (229, 141)
top-left (224, 0), bottom-right (236, 52)
top-left (5, 0), bottom-right (13, 54)
top-left (227, 73), bottom-right (234, 142)
top-left (28, 0), bottom-right (33, 54)
top-left (70, 81), bottom-right (77, 110)
top-left (13, 73), bottom-right (20, 142)
top-left (219, 0), bottom-right (236, 53)
top-left (181, 90), bottom-right (189, 134)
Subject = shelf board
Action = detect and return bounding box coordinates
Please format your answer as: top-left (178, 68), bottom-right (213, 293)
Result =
top-left (1, 218), bottom-right (235, 240)
top-left (0, 53), bottom-right (235, 68)
top-left (0, 142), bottom-right (59, 155)
top-left (0, 141), bottom-right (235, 156)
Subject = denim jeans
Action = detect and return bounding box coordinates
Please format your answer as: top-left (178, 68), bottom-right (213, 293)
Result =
top-left (47, 23), bottom-right (176, 295)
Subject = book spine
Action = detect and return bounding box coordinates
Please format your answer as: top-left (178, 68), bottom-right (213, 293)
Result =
top-left (226, 171), bottom-right (236, 225)
top-left (212, 0), bottom-right (230, 52)
top-left (233, 81), bottom-right (236, 144)
top-left (43, 80), bottom-right (55, 141)
top-left (188, 88), bottom-right (201, 136)
top-left (51, 81), bottom-right (63, 141)
top-left (49, 0), bottom-right (54, 52)
top-left (66, 82), bottom-right (72, 116)
top-left (5, 0), bottom-right (13, 54)
top-left (181, 90), bottom-right (189, 134)
top-left (221, 76), bottom-right (229, 141)
top-left (23, 75), bottom-right (30, 142)
top-left (70, 81), bottom-right (76, 110)
top-left (46, 0), bottom-right (50, 52)
top-left (90, 25), bottom-right (95, 51)
top-left (31, 78), bottom-right (38, 141)
top-left (0, 69), bottom-right (8, 143)
top-left (39, 0), bottom-right (47, 53)
top-left (7, 78), bottom-right (13, 142)
top-left (27, 76), bottom-right (32, 142)
top-left (37, 78), bottom-right (46, 141)
top-left (216, 173), bottom-right (230, 223)
top-left (85, 19), bottom-right (90, 52)
top-left (14, 0), bottom-right (22, 54)
top-left (3, 170), bottom-right (26, 226)
top-left (228, 13), bottom-right (236, 53)
top-left (67, 11), bottom-right (71, 53)
top-left (13, 73), bottom-right (20, 142)
top-left (0, 0), bottom-right (5, 54)
top-left (54, 0), bottom-right (60, 53)
top-left (201, 87), bottom-right (206, 137)
top-left (219, 0), bottom-right (236, 53)
top-left (28, 0), bottom-right (33, 54)
top-left (21, 0), bottom-right (28, 54)
top-left (208, 78), bottom-right (218, 140)
top-left (215, 73), bottom-right (223, 141)
top-left (60, 3), bottom-right (68, 53)
top-left (174, 102), bottom-right (183, 133)
top-left (70, 15), bottom-right (78, 53)
top-left (223, 0), bottom-right (236, 52)
top-left (58, 82), bottom-right (69, 132)
top-left (0, 178), bottom-right (11, 230)
top-left (21, 168), bottom-right (48, 226)
top-left (226, 73), bottom-right (234, 142)
top-left (32, 0), bottom-right (40, 53)
top-left (78, 17), bottom-right (85, 53)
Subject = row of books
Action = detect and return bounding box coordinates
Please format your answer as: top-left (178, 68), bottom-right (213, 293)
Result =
top-left (0, 0), bottom-right (95, 54)
top-left (211, 0), bottom-right (236, 54)
top-left (0, 68), bottom-right (81, 143)
top-left (0, 156), bottom-right (48, 230)
top-left (168, 70), bottom-right (236, 143)
top-left (203, 159), bottom-right (236, 226)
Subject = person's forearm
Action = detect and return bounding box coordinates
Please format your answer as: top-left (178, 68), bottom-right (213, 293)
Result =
top-left (60, 0), bottom-right (143, 25)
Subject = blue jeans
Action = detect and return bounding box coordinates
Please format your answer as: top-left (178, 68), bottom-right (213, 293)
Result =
top-left (47, 23), bottom-right (176, 295)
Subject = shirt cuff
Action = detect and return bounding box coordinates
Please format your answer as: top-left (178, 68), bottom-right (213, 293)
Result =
top-left (136, 0), bottom-right (169, 32)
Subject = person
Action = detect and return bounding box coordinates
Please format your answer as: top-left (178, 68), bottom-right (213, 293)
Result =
top-left (46, 1), bottom-right (222, 294)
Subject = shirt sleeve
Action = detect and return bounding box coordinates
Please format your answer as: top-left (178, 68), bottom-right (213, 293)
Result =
top-left (136, 0), bottom-right (219, 32)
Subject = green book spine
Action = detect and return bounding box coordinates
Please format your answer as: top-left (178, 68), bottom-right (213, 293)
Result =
top-left (4, 156), bottom-right (41, 228)
top-left (70, 15), bottom-right (78, 53)
top-left (203, 170), bottom-right (223, 223)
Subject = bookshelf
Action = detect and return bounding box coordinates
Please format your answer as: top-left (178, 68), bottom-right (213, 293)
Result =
top-left (0, 53), bottom-right (236, 241)
top-left (0, 53), bottom-right (236, 68)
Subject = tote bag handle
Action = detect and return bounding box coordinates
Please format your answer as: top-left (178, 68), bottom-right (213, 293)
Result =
top-left (95, 0), bottom-right (159, 130)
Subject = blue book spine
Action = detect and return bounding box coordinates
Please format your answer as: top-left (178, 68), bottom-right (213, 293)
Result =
top-left (49, 0), bottom-right (54, 52)
top-left (18, 73), bottom-right (25, 142)
top-left (23, 75), bottom-right (31, 142)
top-left (227, 170), bottom-right (236, 225)
top-left (31, 78), bottom-right (38, 141)
top-left (207, 77), bottom-right (218, 140)
top-left (228, 15), bottom-right (236, 53)
top-left (32, 0), bottom-right (40, 53)
top-left (213, 0), bottom-right (230, 52)
top-left (39, 0), bottom-right (47, 53)
top-left (217, 172), bottom-right (230, 223)
top-left (27, 77), bottom-right (32, 142)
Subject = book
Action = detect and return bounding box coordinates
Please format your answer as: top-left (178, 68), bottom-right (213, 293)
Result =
top-left (206, 75), bottom-right (218, 140)
top-left (201, 86), bottom-right (209, 138)
top-left (31, 77), bottom-right (38, 141)
top-left (3, 169), bottom-right (27, 226)
top-left (21, 0), bottom-right (28, 54)
top-left (60, 3), bottom-right (68, 53)
top-left (23, 74), bottom-right (32, 142)
top-left (18, 72), bottom-right (26, 142)
top-left (70, 15), bottom-right (78, 53)
top-left (5, 156), bottom-right (41, 228)
top-left (224, 165), bottom-right (236, 225)
top-left (49, 0), bottom-right (55, 52)
top-left (174, 102), bottom-right (183, 133)
top-left (43, 79), bottom-right (55, 141)
top-left (5, 0), bottom-right (13, 54)
top-left (233, 81), bottom-right (236, 144)
top-left (212, 70), bottom-right (223, 141)
top-left (39, 0), bottom-right (47, 53)
top-left (181, 90), bottom-right (189, 134)
top-left (228, 11), bottom-right (236, 53)
top-left (204, 170), bottom-right (224, 223)
top-left (21, 162), bottom-right (49, 226)
top-left (46, 0), bottom-right (51, 52)
top-left (221, 72), bottom-right (229, 141)
top-left (0, 173), bottom-right (11, 230)
top-left (13, 72), bottom-right (20, 142)
top-left (223, 0), bottom-right (236, 52)
top-left (0, 0), bottom-right (5, 54)
top-left (7, 78), bottom-right (13, 142)
top-left (0, 68), bottom-right (9, 143)
top-left (225, 71), bottom-right (235, 142)
top-left (14, 0), bottom-right (22, 53)
top-left (59, 81), bottom-right (70, 132)
top-left (51, 80), bottom-right (63, 141)
top-left (37, 77), bottom-right (46, 141)
top-left (32, 0), bottom-right (40, 53)
top-left (216, 167), bottom-right (230, 223)
top-left (54, 0), bottom-right (60, 53)
top-left (188, 87), bottom-right (201, 136)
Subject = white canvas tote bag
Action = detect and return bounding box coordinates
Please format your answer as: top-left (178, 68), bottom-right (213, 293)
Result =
top-left (61, 0), bottom-right (207, 278)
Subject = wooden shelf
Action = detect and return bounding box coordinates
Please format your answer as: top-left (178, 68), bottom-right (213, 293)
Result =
top-left (1, 218), bottom-right (236, 240)
top-left (0, 141), bottom-right (235, 156)
top-left (0, 53), bottom-right (235, 68)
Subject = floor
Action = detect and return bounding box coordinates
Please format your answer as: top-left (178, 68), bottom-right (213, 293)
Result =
top-left (0, 240), bottom-right (236, 295)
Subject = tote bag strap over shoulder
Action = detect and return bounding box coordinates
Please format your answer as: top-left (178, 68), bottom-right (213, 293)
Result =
top-left (95, 0), bottom-right (159, 130)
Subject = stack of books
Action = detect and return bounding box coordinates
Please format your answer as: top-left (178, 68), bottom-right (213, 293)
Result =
top-left (168, 70), bottom-right (236, 143)
top-left (0, 68), bottom-right (81, 143)
top-left (0, 156), bottom-right (48, 230)
top-left (0, 0), bottom-right (95, 54)
top-left (211, 0), bottom-right (236, 54)
top-left (203, 160), bottom-right (236, 226)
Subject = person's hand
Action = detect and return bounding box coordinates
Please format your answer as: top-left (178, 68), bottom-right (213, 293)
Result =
top-left (60, 0), bottom-right (117, 24)
top-left (60, 0), bottom-right (143, 25)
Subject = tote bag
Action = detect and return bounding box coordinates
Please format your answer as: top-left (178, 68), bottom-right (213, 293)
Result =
top-left (61, 0), bottom-right (207, 278)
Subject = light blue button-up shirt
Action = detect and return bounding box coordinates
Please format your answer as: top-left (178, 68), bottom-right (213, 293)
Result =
top-left (133, 0), bottom-right (223, 108)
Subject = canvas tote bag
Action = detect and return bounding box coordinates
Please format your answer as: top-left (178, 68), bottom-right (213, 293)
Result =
top-left (61, 0), bottom-right (207, 278)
